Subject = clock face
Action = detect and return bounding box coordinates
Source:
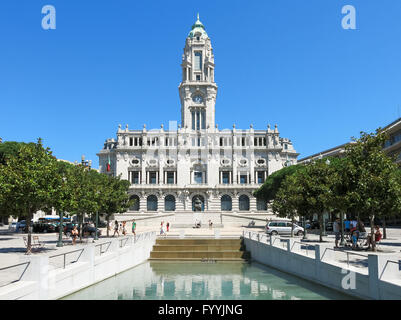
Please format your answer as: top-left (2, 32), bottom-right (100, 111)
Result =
top-left (193, 95), bottom-right (203, 103)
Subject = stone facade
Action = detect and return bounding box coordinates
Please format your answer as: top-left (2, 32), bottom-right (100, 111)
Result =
top-left (97, 16), bottom-right (298, 224)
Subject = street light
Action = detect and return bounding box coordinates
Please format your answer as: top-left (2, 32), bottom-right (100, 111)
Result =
top-left (321, 158), bottom-right (331, 237)
top-left (56, 210), bottom-right (64, 247)
top-left (57, 176), bottom-right (67, 247)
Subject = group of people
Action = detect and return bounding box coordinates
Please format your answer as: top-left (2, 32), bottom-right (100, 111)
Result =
top-left (160, 221), bottom-right (170, 235)
top-left (333, 218), bottom-right (382, 250)
top-left (110, 219), bottom-right (136, 237)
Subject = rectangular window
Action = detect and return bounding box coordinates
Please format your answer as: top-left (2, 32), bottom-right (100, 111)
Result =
top-left (129, 137), bottom-right (133, 146)
top-left (240, 174), bottom-right (248, 184)
top-left (257, 171), bottom-right (265, 184)
top-left (196, 111), bottom-right (200, 130)
top-left (132, 171), bottom-right (139, 184)
top-left (194, 52), bottom-right (202, 70)
top-left (222, 172), bottom-right (230, 184)
top-left (149, 172), bottom-right (157, 184)
top-left (167, 172), bottom-right (175, 184)
top-left (194, 172), bottom-right (203, 184)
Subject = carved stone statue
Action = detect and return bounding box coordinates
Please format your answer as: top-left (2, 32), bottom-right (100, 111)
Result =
top-left (193, 196), bottom-right (203, 211)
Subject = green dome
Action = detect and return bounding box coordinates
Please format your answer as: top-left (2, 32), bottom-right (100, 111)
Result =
top-left (188, 14), bottom-right (208, 39)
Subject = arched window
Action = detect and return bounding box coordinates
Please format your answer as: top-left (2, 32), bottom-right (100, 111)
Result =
top-left (221, 195), bottom-right (232, 211)
top-left (129, 195), bottom-right (140, 211)
top-left (147, 195), bottom-right (158, 212)
top-left (239, 195), bottom-right (250, 211)
top-left (164, 195), bottom-right (176, 212)
top-left (257, 198), bottom-right (267, 211)
top-left (192, 195), bottom-right (205, 212)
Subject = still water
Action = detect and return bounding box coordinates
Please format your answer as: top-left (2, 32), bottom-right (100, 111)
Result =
top-left (62, 261), bottom-right (354, 300)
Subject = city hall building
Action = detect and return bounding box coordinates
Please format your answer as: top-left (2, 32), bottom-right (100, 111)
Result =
top-left (97, 16), bottom-right (298, 225)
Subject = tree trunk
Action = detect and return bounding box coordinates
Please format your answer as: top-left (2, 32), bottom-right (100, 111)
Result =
top-left (26, 211), bottom-right (32, 254)
top-left (79, 214), bottom-right (83, 242)
top-left (383, 217), bottom-right (387, 239)
top-left (106, 215), bottom-right (110, 238)
top-left (319, 214), bottom-right (323, 242)
top-left (291, 217), bottom-right (294, 238)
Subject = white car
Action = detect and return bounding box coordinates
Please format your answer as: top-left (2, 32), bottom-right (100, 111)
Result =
top-left (265, 221), bottom-right (304, 236)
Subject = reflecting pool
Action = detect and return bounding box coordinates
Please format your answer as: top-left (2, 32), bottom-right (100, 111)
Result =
top-left (62, 261), bottom-right (355, 300)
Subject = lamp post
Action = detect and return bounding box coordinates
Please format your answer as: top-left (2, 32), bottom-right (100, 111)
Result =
top-left (320, 158), bottom-right (331, 237)
top-left (94, 211), bottom-right (99, 241)
top-left (56, 211), bottom-right (64, 247)
top-left (56, 176), bottom-right (67, 247)
top-left (340, 212), bottom-right (345, 246)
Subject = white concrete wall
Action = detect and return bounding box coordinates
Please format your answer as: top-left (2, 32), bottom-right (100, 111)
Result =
top-left (0, 232), bottom-right (156, 300)
top-left (244, 233), bottom-right (401, 300)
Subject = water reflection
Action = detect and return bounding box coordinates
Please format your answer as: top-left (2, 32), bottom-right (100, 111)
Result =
top-left (62, 261), bottom-right (354, 300)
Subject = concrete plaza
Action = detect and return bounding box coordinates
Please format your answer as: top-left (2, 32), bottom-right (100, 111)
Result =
top-left (1, 224), bottom-right (401, 289)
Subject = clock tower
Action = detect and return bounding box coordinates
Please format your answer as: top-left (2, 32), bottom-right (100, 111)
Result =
top-left (179, 14), bottom-right (218, 131)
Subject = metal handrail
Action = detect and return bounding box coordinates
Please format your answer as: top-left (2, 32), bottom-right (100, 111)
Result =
top-left (0, 262), bottom-right (31, 287)
top-left (379, 260), bottom-right (401, 280)
top-left (95, 241), bottom-right (112, 256)
top-left (119, 237), bottom-right (130, 248)
top-left (49, 248), bottom-right (85, 269)
top-left (321, 247), bottom-right (368, 267)
top-left (291, 240), bottom-right (315, 256)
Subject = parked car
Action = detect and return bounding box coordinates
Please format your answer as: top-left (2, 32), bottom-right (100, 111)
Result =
top-left (325, 221), bottom-right (334, 231)
top-left (82, 224), bottom-right (102, 237)
top-left (265, 221), bottom-right (304, 236)
top-left (32, 221), bottom-right (57, 233)
top-left (16, 220), bottom-right (31, 233)
top-left (307, 220), bottom-right (320, 229)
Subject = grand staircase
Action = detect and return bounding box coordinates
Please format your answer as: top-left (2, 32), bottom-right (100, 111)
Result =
top-left (149, 238), bottom-right (250, 261)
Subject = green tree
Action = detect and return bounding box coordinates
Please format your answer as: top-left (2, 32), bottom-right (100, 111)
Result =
top-left (272, 173), bottom-right (306, 237)
top-left (0, 139), bottom-right (58, 253)
top-left (296, 159), bottom-right (336, 242)
top-left (253, 164), bottom-right (303, 202)
top-left (343, 130), bottom-right (401, 251)
top-left (97, 174), bottom-right (132, 237)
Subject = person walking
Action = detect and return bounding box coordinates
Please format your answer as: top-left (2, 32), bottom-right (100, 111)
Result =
top-left (166, 222), bottom-right (170, 232)
top-left (113, 220), bottom-right (120, 237)
top-left (71, 225), bottom-right (79, 245)
top-left (344, 219), bottom-right (351, 233)
top-left (333, 218), bottom-right (340, 248)
top-left (122, 221), bottom-right (127, 236)
top-left (132, 219), bottom-right (136, 236)
top-left (160, 221), bottom-right (166, 236)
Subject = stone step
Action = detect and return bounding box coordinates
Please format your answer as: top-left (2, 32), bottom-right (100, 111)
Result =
top-left (168, 224), bottom-right (224, 229)
top-left (155, 238), bottom-right (242, 246)
top-left (148, 258), bottom-right (247, 262)
top-left (149, 237), bottom-right (250, 261)
top-left (149, 251), bottom-right (250, 259)
top-left (152, 245), bottom-right (243, 251)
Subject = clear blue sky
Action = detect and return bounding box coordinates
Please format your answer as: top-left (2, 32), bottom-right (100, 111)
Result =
top-left (1, 0), bottom-right (401, 167)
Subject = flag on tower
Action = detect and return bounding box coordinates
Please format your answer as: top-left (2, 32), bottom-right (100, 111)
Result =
top-left (106, 155), bottom-right (111, 172)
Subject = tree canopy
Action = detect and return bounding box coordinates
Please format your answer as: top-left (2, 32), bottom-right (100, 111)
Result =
top-left (0, 139), bottom-right (132, 253)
